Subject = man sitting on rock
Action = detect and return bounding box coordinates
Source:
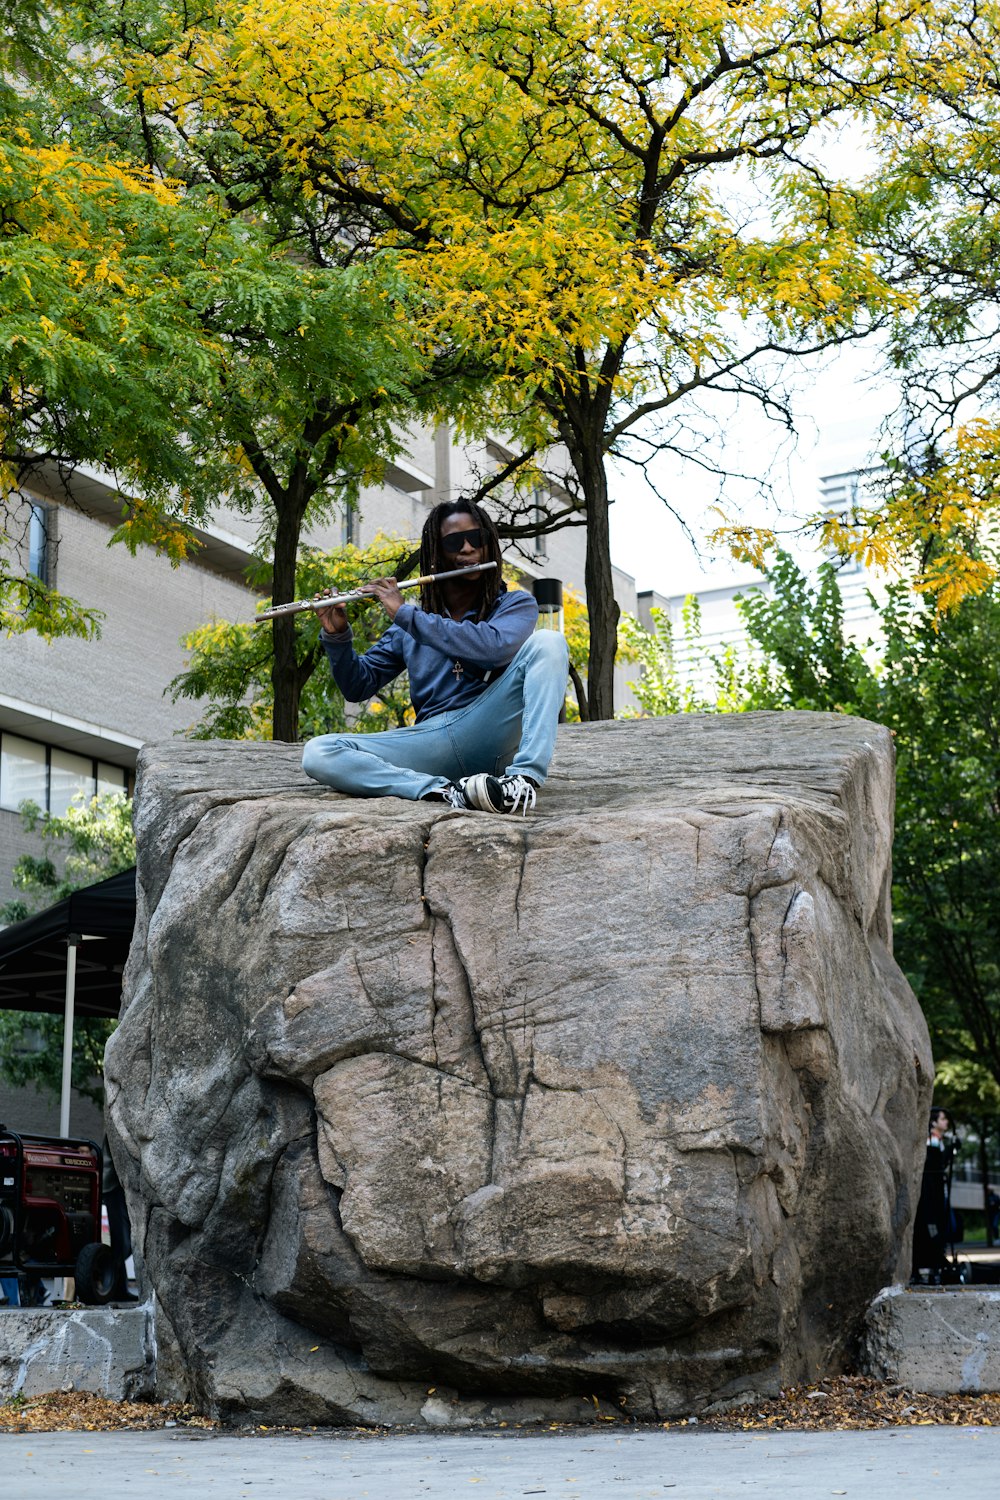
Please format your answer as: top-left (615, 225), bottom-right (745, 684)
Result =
top-left (302, 500), bottom-right (568, 815)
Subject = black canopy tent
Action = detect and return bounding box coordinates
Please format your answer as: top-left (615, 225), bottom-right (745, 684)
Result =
top-left (0, 867), bottom-right (136, 1132)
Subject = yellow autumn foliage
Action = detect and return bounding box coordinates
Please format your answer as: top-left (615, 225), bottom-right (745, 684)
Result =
top-left (23, 0), bottom-right (1000, 656)
top-left (106, 0), bottom-right (932, 406)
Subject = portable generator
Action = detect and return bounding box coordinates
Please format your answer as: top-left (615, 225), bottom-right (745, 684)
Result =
top-left (0, 1126), bottom-right (117, 1305)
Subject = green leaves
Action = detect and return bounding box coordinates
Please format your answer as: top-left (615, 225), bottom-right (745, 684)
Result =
top-left (0, 1010), bottom-right (114, 1109)
top-left (0, 18), bottom-right (456, 662)
top-left (734, 553), bottom-right (882, 718)
top-left (170, 537), bottom-right (419, 740)
top-left (732, 546), bottom-right (1000, 1101)
top-left (882, 584), bottom-right (1000, 1087)
top-left (0, 792), bottom-right (136, 922)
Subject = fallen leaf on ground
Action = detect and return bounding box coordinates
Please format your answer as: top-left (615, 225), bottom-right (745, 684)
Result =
top-left (662, 1377), bottom-right (1000, 1432)
top-left (3, 1374), bottom-right (999, 1436)
top-left (0, 1394), bottom-right (215, 1433)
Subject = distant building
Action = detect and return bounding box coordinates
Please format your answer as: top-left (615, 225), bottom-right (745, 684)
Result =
top-left (635, 468), bottom-right (887, 700)
top-left (818, 468), bottom-right (889, 648)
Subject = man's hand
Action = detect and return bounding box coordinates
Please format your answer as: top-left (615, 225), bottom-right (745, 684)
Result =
top-left (314, 593), bottom-right (349, 634)
top-left (361, 577), bottom-right (405, 619)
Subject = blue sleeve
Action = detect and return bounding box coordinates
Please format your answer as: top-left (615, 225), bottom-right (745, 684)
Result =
top-left (393, 589), bottom-right (539, 668)
top-left (320, 623), bottom-right (406, 702)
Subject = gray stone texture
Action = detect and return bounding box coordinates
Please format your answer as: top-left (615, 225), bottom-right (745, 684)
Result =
top-left (105, 714), bottom-right (932, 1425)
top-left (861, 1285), bottom-right (1000, 1393)
top-left (0, 1305), bottom-right (155, 1399)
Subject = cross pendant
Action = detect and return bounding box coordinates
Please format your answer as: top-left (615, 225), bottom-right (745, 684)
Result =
top-left (452, 660), bottom-right (464, 681)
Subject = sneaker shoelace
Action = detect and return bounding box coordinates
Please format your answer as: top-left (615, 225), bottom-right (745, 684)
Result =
top-left (441, 783), bottom-right (468, 810)
top-left (500, 775), bottom-right (537, 816)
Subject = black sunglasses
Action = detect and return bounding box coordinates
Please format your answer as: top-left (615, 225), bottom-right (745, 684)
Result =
top-left (441, 527), bottom-right (484, 555)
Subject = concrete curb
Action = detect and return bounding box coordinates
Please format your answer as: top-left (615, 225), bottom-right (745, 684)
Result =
top-left (860, 1283), bottom-right (1000, 1393)
top-left (3, 1287), bottom-right (998, 1409)
top-left (0, 1304), bottom-right (155, 1400)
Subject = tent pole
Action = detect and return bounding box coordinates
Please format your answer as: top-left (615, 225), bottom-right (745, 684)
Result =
top-left (59, 935), bottom-right (79, 1137)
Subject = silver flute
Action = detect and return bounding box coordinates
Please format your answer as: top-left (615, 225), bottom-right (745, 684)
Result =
top-left (254, 560), bottom-right (498, 623)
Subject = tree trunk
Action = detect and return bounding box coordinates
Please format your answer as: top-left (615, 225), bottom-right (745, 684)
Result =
top-left (568, 663), bottom-right (590, 721)
top-left (577, 447), bottom-right (619, 721)
top-left (270, 494), bottom-right (308, 742)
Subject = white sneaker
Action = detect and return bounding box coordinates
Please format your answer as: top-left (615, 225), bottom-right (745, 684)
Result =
top-left (459, 773), bottom-right (537, 816)
top-left (439, 783), bottom-right (469, 811)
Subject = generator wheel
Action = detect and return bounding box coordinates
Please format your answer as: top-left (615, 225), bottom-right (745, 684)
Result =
top-left (74, 1242), bottom-right (117, 1305)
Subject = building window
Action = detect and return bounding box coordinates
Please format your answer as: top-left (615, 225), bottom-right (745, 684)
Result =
top-left (0, 735), bottom-right (47, 810)
top-left (49, 748), bottom-right (97, 817)
top-left (27, 503), bottom-right (51, 585)
top-left (0, 732), bottom-right (129, 814)
top-left (97, 761), bottom-right (128, 797)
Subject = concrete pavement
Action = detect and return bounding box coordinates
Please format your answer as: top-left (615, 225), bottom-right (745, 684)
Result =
top-left (5, 1425), bottom-right (1000, 1500)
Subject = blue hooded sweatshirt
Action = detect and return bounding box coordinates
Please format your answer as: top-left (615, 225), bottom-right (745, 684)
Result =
top-left (320, 584), bottom-right (539, 722)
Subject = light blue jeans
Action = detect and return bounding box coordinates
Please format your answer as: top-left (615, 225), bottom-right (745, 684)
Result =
top-left (302, 631), bottom-right (569, 801)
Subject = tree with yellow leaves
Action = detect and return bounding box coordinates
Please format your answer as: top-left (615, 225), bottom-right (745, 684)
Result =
top-left (1, 0), bottom-right (477, 740)
top-left (0, 130), bottom-right (212, 636)
top-left (813, 0), bottom-right (1000, 613)
top-left (0, 0), bottom-right (229, 629)
top-left (106, 0), bottom-right (967, 715)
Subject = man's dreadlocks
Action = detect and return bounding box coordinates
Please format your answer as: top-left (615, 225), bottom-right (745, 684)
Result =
top-left (419, 500), bottom-right (504, 621)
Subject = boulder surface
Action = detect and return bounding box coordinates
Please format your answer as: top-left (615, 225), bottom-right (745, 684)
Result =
top-left (106, 714), bottom-right (932, 1424)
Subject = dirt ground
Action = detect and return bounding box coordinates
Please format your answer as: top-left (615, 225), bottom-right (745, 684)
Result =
top-left (1, 1377), bottom-right (998, 1435)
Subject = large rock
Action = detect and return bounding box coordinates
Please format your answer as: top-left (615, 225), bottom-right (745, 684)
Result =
top-left (105, 714), bottom-right (932, 1424)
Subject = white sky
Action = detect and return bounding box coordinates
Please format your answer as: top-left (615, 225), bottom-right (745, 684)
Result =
top-left (608, 339), bottom-right (899, 597)
top-left (606, 123), bottom-right (896, 597)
